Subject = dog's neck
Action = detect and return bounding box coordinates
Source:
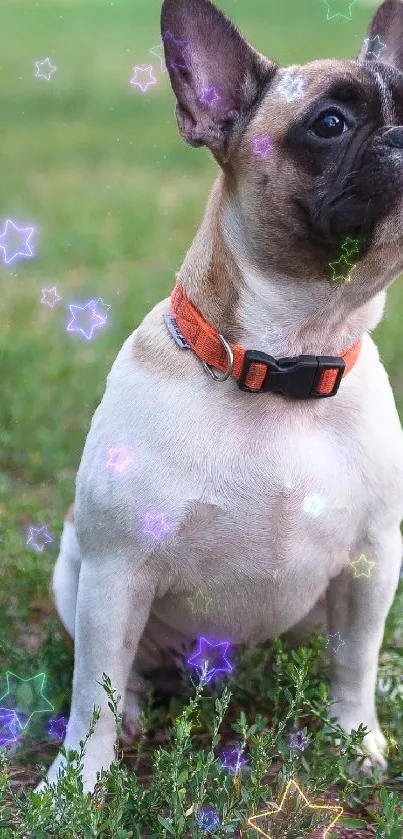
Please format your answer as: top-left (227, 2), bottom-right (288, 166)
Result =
top-left (176, 173), bottom-right (386, 358)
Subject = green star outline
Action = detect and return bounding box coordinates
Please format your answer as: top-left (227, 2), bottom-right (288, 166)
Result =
top-left (323, 0), bottom-right (357, 21)
top-left (329, 254), bottom-right (356, 283)
top-left (0, 671), bottom-right (54, 729)
top-left (340, 234), bottom-right (360, 259)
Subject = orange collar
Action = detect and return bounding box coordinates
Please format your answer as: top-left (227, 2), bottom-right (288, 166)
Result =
top-left (168, 283), bottom-right (361, 399)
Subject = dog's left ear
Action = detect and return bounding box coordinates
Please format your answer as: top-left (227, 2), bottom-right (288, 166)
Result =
top-left (160, 0), bottom-right (277, 163)
top-left (357, 0), bottom-right (403, 72)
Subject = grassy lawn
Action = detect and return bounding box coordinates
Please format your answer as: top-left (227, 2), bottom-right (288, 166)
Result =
top-left (0, 0), bottom-right (402, 835)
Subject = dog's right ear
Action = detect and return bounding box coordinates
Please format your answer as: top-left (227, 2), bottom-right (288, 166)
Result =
top-left (357, 0), bottom-right (403, 71)
top-left (160, 0), bottom-right (276, 163)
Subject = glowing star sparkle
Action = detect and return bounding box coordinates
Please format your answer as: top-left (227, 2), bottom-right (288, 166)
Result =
top-left (252, 135), bottom-right (273, 159)
top-left (340, 234), bottom-right (360, 259)
top-left (47, 715), bottom-right (67, 742)
top-left (364, 35), bottom-right (386, 60)
top-left (303, 494), bottom-right (326, 517)
top-left (130, 65), bottom-right (157, 93)
top-left (277, 72), bottom-right (304, 103)
top-left (34, 57), bottom-right (58, 81)
top-left (142, 510), bottom-right (172, 541)
top-left (107, 446), bottom-right (133, 473)
top-left (329, 254), bottom-right (356, 283)
top-left (188, 637), bottom-right (233, 683)
top-left (197, 806), bottom-right (220, 831)
top-left (288, 729), bottom-right (310, 752)
top-left (349, 553), bottom-right (375, 579)
top-left (221, 747), bottom-right (248, 775)
top-left (162, 30), bottom-right (192, 70)
top-left (26, 525), bottom-right (53, 553)
top-left (323, 1), bottom-right (357, 21)
top-left (0, 672), bottom-right (54, 730)
top-left (0, 219), bottom-right (35, 265)
top-left (248, 779), bottom-right (343, 838)
top-left (188, 588), bottom-right (213, 616)
top-left (325, 631), bottom-right (345, 655)
top-left (0, 710), bottom-right (22, 747)
top-left (67, 300), bottom-right (107, 341)
top-left (90, 297), bottom-right (111, 319)
top-left (199, 86), bottom-right (220, 108)
top-left (149, 42), bottom-right (167, 73)
top-left (41, 286), bottom-right (61, 308)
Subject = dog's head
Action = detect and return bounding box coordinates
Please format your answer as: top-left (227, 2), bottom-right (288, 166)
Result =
top-left (161, 0), bottom-right (403, 292)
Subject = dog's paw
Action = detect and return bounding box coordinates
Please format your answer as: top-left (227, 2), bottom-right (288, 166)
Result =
top-left (360, 729), bottom-right (388, 772)
top-left (120, 710), bottom-right (142, 745)
top-left (119, 686), bottom-right (142, 746)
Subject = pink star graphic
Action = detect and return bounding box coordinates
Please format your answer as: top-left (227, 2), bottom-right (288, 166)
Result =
top-left (252, 135), bottom-right (273, 159)
top-left (187, 637), bottom-right (233, 683)
top-left (142, 510), bottom-right (172, 540)
top-left (67, 300), bottom-right (107, 341)
top-left (41, 287), bottom-right (61, 308)
top-left (0, 219), bottom-right (35, 265)
top-left (107, 447), bottom-right (133, 473)
top-left (199, 86), bottom-right (220, 108)
top-left (130, 65), bottom-right (157, 93)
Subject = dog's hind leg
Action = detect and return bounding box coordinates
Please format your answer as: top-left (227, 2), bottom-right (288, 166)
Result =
top-left (50, 505), bottom-right (80, 651)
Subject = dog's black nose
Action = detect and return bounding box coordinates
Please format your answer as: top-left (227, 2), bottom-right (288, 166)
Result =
top-left (384, 127), bottom-right (403, 148)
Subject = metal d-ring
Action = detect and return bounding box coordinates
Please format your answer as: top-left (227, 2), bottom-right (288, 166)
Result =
top-left (202, 333), bottom-right (234, 382)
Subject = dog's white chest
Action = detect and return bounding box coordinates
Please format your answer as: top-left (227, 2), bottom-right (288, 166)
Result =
top-left (149, 421), bottom-right (364, 643)
top-left (76, 321), bottom-right (403, 651)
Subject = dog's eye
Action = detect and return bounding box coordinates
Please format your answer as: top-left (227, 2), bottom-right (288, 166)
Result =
top-left (311, 111), bottom-right (347, 138)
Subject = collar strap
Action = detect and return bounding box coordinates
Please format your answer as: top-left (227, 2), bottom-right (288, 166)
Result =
top-left (170, 283), bottom-right (361, 399)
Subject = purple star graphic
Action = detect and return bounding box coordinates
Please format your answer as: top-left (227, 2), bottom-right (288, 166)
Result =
top-left (47, 715), bottom-right (67, 742)
top-left (41, 287), bottom-right (61, 308)
top-left (162, 30), bottom-right (192, 70)
top-left (34, 57), bottom-right (58, 81)
top-left (26, 525), bottom-right (53, 553)
top-left (199, 86), bottom-right (220, 108)
top-left (288, 729), bottom-right (310, 752)
top-left (107, 446), bottom-right (133, 473)
top-left (130, 65), bottom-right (157, 93)
top-left (67, 300), bottom-right (107, 341)
top-left (221, 747), bottom-right (247, 775)
top-left (197, 806), bottom-right (220, 831)
top-left (0, 710), bottom-right (22, 747)
top-left (142, 510), bottom-right (172, 541)
top-left (252, 135), bottom-right (273, 160)
top-left (187, 637), bottom-right (233, 683)
top-left (0, 219), bottom-right (35, 265)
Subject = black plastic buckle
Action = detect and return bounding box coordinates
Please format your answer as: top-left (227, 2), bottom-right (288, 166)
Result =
top-left (237, 350), bottom-right (345, 399)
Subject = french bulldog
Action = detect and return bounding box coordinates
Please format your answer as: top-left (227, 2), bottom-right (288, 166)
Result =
top-left (37, 0), bottom-right (403, 795)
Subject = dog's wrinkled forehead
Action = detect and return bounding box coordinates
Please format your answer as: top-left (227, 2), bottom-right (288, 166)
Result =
top-left (252, 59), bottom-right (398, 136)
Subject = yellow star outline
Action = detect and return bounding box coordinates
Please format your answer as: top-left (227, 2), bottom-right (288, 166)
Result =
top-left (0, 671), bottom-right (54, 729)
top-left (247, 779), bottom-right (343, 838)
top-left (329, 254), bottom-right (356, 283)
top-left (349, 554), bottom-right (375, 579)
top-left (188, 588), bottom-right (213, 616)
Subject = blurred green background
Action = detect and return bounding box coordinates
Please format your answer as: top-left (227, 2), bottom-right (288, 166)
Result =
top-left (1, 0), bottom-right (402, 644)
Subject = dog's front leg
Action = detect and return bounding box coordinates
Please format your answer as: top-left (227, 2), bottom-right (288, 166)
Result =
top-left (326, 526), bottom-right (402, 769)
top-left (36, 558), bottom-right (155, 794)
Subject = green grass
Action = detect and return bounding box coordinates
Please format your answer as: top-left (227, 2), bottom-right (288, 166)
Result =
top-left (0, 0), bottom-right (403, 835)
